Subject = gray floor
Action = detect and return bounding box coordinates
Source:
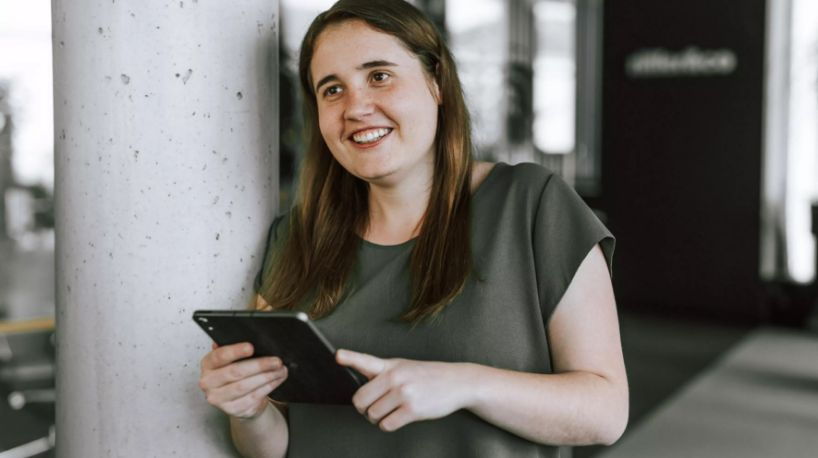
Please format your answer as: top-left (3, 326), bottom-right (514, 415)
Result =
top-left (599, 327), bottom-right (818, 458)
top-left (573, 312), bottom-right (751, 458)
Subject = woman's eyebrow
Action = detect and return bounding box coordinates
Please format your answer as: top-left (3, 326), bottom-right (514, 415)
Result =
top-left (358, 59), bottom-right (398, 70)
top-left (314, 60), bottom-right (399, 93)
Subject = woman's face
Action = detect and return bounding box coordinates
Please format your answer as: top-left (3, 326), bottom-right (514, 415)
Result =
top-left (310, 20), bottom-right (440, 187)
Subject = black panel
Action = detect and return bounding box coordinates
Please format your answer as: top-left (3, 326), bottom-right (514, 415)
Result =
top-left (600, 0), bottom-right (767, 322)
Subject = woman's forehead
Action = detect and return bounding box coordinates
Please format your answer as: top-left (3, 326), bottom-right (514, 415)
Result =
top-left (311, 20), bottom-right (417, 78)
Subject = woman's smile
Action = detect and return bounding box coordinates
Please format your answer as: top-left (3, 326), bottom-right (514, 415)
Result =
top-left (349, 127), bottom-right (394, 148)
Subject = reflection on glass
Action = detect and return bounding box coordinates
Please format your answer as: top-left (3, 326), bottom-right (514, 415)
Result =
top-left (785, 0), bottom-right (818, 282)
top-left (447, 0), bottom-right (506, 158)
top-left (533, 0), bottom-right (576, 155)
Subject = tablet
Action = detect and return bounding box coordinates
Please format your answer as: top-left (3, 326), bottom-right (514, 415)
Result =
top-left (192, 310), bottom-right (367, 405)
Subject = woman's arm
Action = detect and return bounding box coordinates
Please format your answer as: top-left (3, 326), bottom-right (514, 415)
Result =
top-left (464, 244), bottom-right (628, 445)
top-left (230, 402), bottom-right (289, 458)
top-left (337, 244), bottom-right (628, 446)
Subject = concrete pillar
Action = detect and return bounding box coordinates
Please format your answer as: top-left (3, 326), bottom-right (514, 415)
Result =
top-left (52, 1), bottom-right (278, 456)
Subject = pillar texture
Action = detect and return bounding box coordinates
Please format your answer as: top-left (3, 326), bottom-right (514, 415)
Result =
top-left (52, 1), bottom-right (278, 456)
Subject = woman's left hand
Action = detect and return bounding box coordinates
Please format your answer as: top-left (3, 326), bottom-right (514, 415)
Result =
top-left (335, 349), bottom-right (473, 432)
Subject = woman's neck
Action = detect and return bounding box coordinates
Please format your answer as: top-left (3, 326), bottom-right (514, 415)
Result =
top-left (364, 173), bottom-right (432, 245)
top-left (361, 161), bottom-right (494, 245)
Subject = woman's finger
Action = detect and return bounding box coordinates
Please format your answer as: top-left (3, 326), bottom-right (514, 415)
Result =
top-left (350, 370), bottom-right (393, 415)
top-left (336, 349), bottom-right (386, 380)
top-left (364, 390), bottom-right (403, 425)
top-left (220, 368), bottom-right (288, 416)
top-left (379, 404), bottom-right (415, 432)
top-left (201, 342), bottom-right (253, 371)
top-left (208, 367), bottom-right (287, 405)
top-left (206, 356), bottom-right (282, 389)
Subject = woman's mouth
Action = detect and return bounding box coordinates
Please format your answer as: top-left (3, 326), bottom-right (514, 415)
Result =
top-left (350, 127), bottom-right (393, 145)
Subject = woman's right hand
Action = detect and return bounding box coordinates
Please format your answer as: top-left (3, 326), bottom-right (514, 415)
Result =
top-left (199, 342), bottom-right (288, 420)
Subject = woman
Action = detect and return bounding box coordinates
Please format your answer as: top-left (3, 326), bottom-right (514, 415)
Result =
top-left (198, 0), bottom-right (628, 456)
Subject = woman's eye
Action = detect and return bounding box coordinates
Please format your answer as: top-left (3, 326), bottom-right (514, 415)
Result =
top-left (323, 85), bottom-right (342, 97)
top-left (372, 72), bottom-right (390, 83)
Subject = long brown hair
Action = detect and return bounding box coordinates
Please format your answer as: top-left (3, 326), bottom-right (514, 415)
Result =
top-left (259, 0), bottom-right (474, 324)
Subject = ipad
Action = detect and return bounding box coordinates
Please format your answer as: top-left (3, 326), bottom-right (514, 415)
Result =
top-left (192, 310), bottom-right (367, 405)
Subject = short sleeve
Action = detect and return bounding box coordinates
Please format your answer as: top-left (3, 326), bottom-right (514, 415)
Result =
top-left (532, 173), bottom-right (615, 321)
top-left (253, 214), bottom-right (288, 295)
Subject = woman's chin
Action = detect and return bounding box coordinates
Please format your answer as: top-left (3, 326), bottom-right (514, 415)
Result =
top-left (345, 160), bottom-right (398, 184)
top-left (354, 169), bottom-right (396, 185)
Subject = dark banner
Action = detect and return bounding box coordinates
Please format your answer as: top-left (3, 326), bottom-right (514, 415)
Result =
top-left (600, 0), bottom-right (767, 322)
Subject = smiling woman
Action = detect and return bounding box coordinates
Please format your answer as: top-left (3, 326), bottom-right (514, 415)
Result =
top-left (196, 1), bottom-right (628, 457)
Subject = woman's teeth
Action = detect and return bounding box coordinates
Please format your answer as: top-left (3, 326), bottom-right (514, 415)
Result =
top-left (352, 128), bottom-right (391, 144)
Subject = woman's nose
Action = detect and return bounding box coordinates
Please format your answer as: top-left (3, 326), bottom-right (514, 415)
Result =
top-left (344, 86), bottom-right (375, 120)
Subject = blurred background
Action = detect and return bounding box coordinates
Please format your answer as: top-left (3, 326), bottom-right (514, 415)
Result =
top-left (1, 0), bottom-right (817, 457)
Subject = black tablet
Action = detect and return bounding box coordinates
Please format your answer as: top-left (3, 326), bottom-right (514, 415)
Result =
top-left (192, 310), bottom-right (367, 405)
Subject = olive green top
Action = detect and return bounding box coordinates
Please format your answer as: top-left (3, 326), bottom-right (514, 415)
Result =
top-left (255, 162), bottom-right (614, 458)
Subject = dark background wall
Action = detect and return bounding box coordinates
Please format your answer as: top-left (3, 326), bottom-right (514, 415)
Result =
top-left (600, 0), bottom-right (769, 323)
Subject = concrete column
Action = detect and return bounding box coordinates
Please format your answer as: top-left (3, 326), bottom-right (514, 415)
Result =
top-left (52, 1), bottom-right (278, 456)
